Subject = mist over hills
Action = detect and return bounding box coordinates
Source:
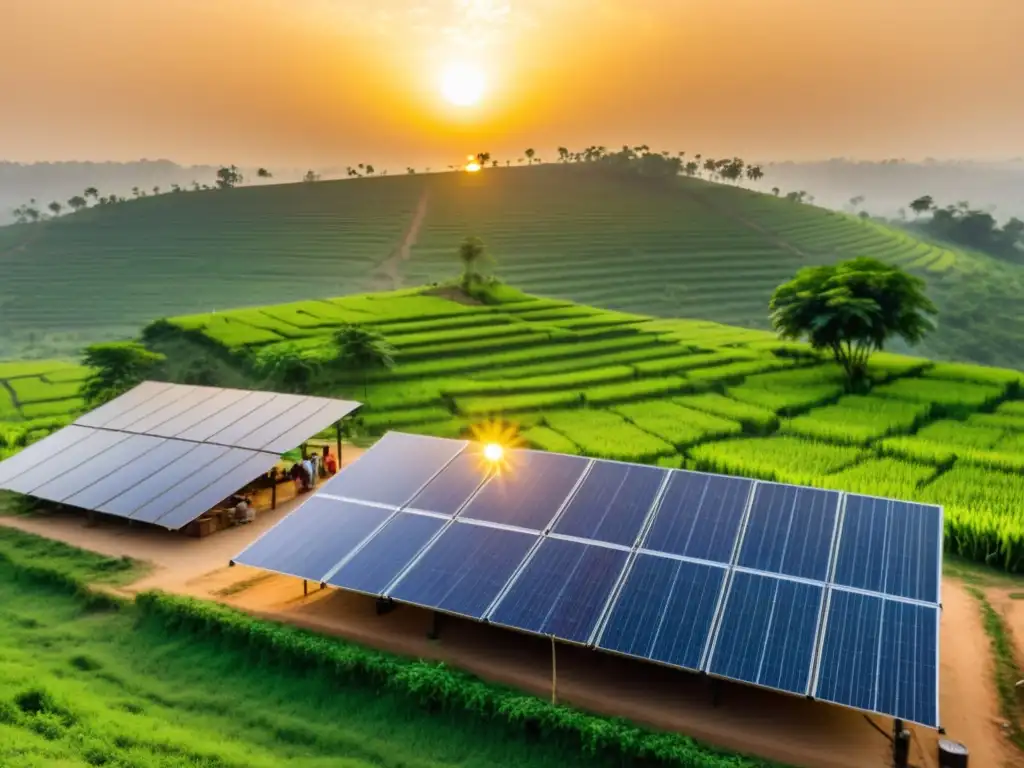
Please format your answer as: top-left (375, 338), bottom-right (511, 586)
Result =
top-left (758, 159), bottom-right (1024, 219)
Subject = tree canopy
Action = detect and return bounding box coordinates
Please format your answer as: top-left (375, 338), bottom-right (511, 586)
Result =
top-left (79, 341), bottom-right (166, 407)
top-left (458, 236), bottom-right (491, 290)
top-left (333, 325), bottom-right (396, 398)
top-left (769, 257), bottom-right (937, 385)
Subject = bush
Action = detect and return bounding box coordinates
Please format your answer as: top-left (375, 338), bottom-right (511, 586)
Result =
top-left (134, 592), bottom-right (772, 768)
top-left (543, 410), bottom-right (674, 461)
top-left (612, 402), bottom-right (742, 447)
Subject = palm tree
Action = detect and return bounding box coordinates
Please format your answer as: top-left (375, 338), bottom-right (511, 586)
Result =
top-left (746, 165), bottom-right (764, 183)
top-left (476, 152), bottom-right (491, 166)
top-left (557, 147), bottom-right (569, 162)
top-left (525, 148), bottom-right (535, 165)
top-left (48, 201), bottom-right (62, 216)
top-left (333, 325), bottom-right (396, 399)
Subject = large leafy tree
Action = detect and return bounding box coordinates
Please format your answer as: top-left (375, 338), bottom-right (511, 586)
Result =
top-left (333, 325), bottom-right (396, 398)
top-left (215, 165), bottom-right (243, 189)
top-left (769, 257), bottom-right (937, 386)
top-left (253, 346), bottom-right (322, 393)
top-left (79, 342), bottom-right (166, 407)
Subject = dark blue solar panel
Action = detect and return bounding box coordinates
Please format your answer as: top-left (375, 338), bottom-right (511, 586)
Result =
top-left (325, 512), bottom-right (446, 595)
top-left (405, 451), bottom-right (489, 516)
top-left (737, 484), bottom-right (840, 581)
top-left (234, 497), bottom-right (390, 582)
top-left (815, 590), bottom-right (881, 715)
top-left (832, 495), bottom-right (941, 604)
top-left (642, 472), bottom-right (752, 563)
top-left (388, 522), bottom-right (536, 618)
top-left (488, 538), bottom-right (628, 644)
top-left (552, 461), bottom-right (666, 546)
top-left (318, 432), bottom-right (466, 507)
top-left (597, 555), bottom-right (725, 671)
top-left (876, 600), bottom-right (939, 727)
top-left (815, 590), bottom-right (938, 727)
top-left (459, 450), bottom-right (589, 531)
top-left (707, 572), bottom-right (823, 696)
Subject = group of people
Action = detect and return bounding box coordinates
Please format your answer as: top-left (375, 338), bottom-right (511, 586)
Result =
top-left (289, 445), bottom-right (338, 494)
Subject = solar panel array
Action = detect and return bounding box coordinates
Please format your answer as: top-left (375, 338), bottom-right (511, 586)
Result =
top-left (0, 382), bottom-right (360, 530)
top-left (234, 431), bottom-right (943, 728)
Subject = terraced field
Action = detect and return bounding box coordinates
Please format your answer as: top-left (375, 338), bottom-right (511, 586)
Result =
top-left (153, 286), bottom-right (1024, 572)
top-left (0, 360), bottom-right (90, 460)
top-left (2, 166), bottom-right (1022, 367)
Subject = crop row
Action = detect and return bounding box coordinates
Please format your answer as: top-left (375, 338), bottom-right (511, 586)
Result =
top-left (780, 396), bottom-right (929, 445)
top-left (541, 410), bottom-right (675, 462)
top-left (871, 378), bottom-right (1006, 409)
top-left (612, 401), bottom-right (742, 447)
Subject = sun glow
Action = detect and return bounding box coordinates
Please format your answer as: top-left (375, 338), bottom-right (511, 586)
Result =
top-left (465, 162), bottom-right (481, 172)
top-left (440, 62), bottom-right (485, 107)
top-left (483, 443), bottom-right (504, 462)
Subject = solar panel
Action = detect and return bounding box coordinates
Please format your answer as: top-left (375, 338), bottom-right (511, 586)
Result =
top-left (319, 432), bottom-right (467, 507)
top-left (814, 589), bottom-right (938, 727)
top-left (203, 394), bottom-right (305, 447)
top-left (231, 430), bottom-right (943, 729)
top-left (706, 571), bottom-right (824, 696)
top-left (388, 521), bottom-right (537, 619)
top-left (832, 495), bottom-right (942, 603)
top-left (145, 387), bottom-right (253, 438)
top-left (235, 496), bottom-right (391, 580)
top-left (261, 398), bottom-right (361, 455)
top-left (597, 555), bottom-right (725, 671)
top-left (405, 451), bottom-right (491, 516)
top-left (26, 433), bottom-right (167, 503)
top-left (324, 511), bottom-right (446, 595)
top-left (488, 537), bottom-right (628, 644)
top-left (5, 429), bottom-right (133, 494)
top-left (459, 450), bottom-right (589, 531)
top-left (641, 472), bottom-right (752, 563)
top-left (100, 385), bottom-right (196, 432)
top-left (552, 461), bottom-right (666, 546)
top-left (0, 425), bottom-right (94, 486)
top-left (172, 390), bottom-right (277, 442)
top-left (73, 381), bottom-right (174, 428)
top-left (737, 485), bottom-right (841, 581)
top-left (116, 386), bottom-right (223, 434)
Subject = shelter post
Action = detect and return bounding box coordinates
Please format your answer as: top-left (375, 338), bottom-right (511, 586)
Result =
top-left (427, 611), bottom-right (441, 640)
top-left (303, 579), bottom-right (308, 596)
top-left (336, 421), bottom-right (343, 466)
top-left (271, 476), bottom-right (277, 510)
top-left (551, 636), bottom-right (558, 705)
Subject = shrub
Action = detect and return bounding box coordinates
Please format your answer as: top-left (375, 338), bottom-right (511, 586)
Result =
top-left (690, 437), bottom-right (863, 485)
top-left (673, 393), bottom-right (778, 432)
top-left (583, 377), bottom-right (687, 406)
top-left (543, 410), bottom-right (674, 461)
top-left (612, 402), bottom-right (742, 447)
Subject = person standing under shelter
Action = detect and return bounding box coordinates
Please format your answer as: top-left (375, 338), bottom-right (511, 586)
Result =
top-left (301, 456), bottom-right (314, 492)
top-left (322, 445), bottom-right (337, 476)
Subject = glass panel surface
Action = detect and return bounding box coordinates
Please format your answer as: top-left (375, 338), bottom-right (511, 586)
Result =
top-left (553, 461), bottom-right (665, 546)
top-left (28, 434), bottom-right (167, 503)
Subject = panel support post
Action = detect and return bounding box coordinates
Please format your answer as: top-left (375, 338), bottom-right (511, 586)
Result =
top-left (271, 476), bottom-right (277, 510)
top-left (551, 636), bottom-right (558, 705)
top-left (375, 598), bottom-right (396, 616)
top-left (303, 579), bottom-right (308, 596)
top-left (709, 678), bottom-right (721, 708)
top-left (427, 611), bottom-right (441, 640)
top-left (336, 421), bottom-right (343, 467)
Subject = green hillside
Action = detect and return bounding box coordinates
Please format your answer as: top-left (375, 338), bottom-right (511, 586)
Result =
top-left (2, 165), bottom-right (1022, 367)
top-left (133, 286), bottom-right (1023, 572)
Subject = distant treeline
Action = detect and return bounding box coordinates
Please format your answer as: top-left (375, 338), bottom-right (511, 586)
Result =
top-left (905, 195), bottom-right (1024, 263)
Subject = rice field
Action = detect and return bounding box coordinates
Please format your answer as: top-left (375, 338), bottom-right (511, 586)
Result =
top-left (104, 285), bottom-right (1022, 571)
top-left (0, 361), bottom-right (91, 456)
top-left (2, 166), bottom-right (1023, 369)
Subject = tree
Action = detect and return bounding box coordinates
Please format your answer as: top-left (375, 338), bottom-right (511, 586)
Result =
top-left (557, 147), bottom-right (569, 162)
top-left (48, 201), bottom-right (62, 216)
top-left (257, 168), bottom-right (272, 178)
top-left (152, 186), bottom-right (161, 195)
top-left (79, 341), bottom-right (166, 407)
top-left (332, 325), bottom-right (396, 399)
top-left (66, 195), bottom-right (88, 212)
top-left (771, 187), bottom-right (780, 197)
top-left (365, 165), bottom-right (375, 176)
top-left (84, 187), bottom-right (99, 200)
top-left (303, 170), bottom-right (321, 182)
top-left (215, 165), bottom-right (243, 189)
top-left (769, 257), bottom-right (937, 387)
top-left (525, 148), bottom-right (535, 165)
top-left (476, 152), bottom-right (491, 166)
top-left (684, 161), bottom-right (699, 176)
top-left (407, 167), bottom-right (416, 174)
top-left (253, 346), bottom-right (322, 394)
top-left (909, 195), bottom-right (934, 217)
top-left (745, 165), bottom-right (764, 182)
top-left (458, 236), bottom-right (490, 290)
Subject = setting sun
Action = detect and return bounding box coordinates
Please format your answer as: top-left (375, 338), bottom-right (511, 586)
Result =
top-left (440, 62), bottom-right (485, 107)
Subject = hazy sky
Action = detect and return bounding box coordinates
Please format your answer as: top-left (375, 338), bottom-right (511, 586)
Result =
top-left (2, 0), bottom-right (1022, 167)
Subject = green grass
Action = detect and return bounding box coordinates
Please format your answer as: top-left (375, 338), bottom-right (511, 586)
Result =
top-left (673, 393), bottom-right (778, 431)
top-left (542, 410), bottom-right (675, 462)
top-left (690, 436), bottom-right (864, 485)
top-left (4, 165), bottom-right (1024, 368)
top-left (612, 401), bottom-right (742, 447)
top-left (0, 526), bottom-right (145, 586)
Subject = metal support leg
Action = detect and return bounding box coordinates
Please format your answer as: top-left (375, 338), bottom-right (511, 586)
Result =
top-left (427, 610), bottom-right (441, 640)
top-left (551, 636), bottom-right (558, 705)
top-left (336, 421), bottom-right (343, 467)
top-left (303, 579), bottom-right (308, 596)
top-left (271, 479), bottom-right (277, 510)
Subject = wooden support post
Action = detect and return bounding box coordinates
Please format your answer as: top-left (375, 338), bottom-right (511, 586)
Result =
top-left (427, 610), bottom-right (440, 640)
top-left (551, 636), bottom-right (558, 705)
top-left (271, 477), bottom-right (277, 510)
top-left (303, 579), bottom-right (308, 596)
top-left (710, 678), bottom-right (721, 708)
top-left (319, 582), bottom-right (325, 591)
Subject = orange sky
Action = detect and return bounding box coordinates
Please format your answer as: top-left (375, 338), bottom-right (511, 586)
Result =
top-left (2, 0), bottom-right (1022, 166)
